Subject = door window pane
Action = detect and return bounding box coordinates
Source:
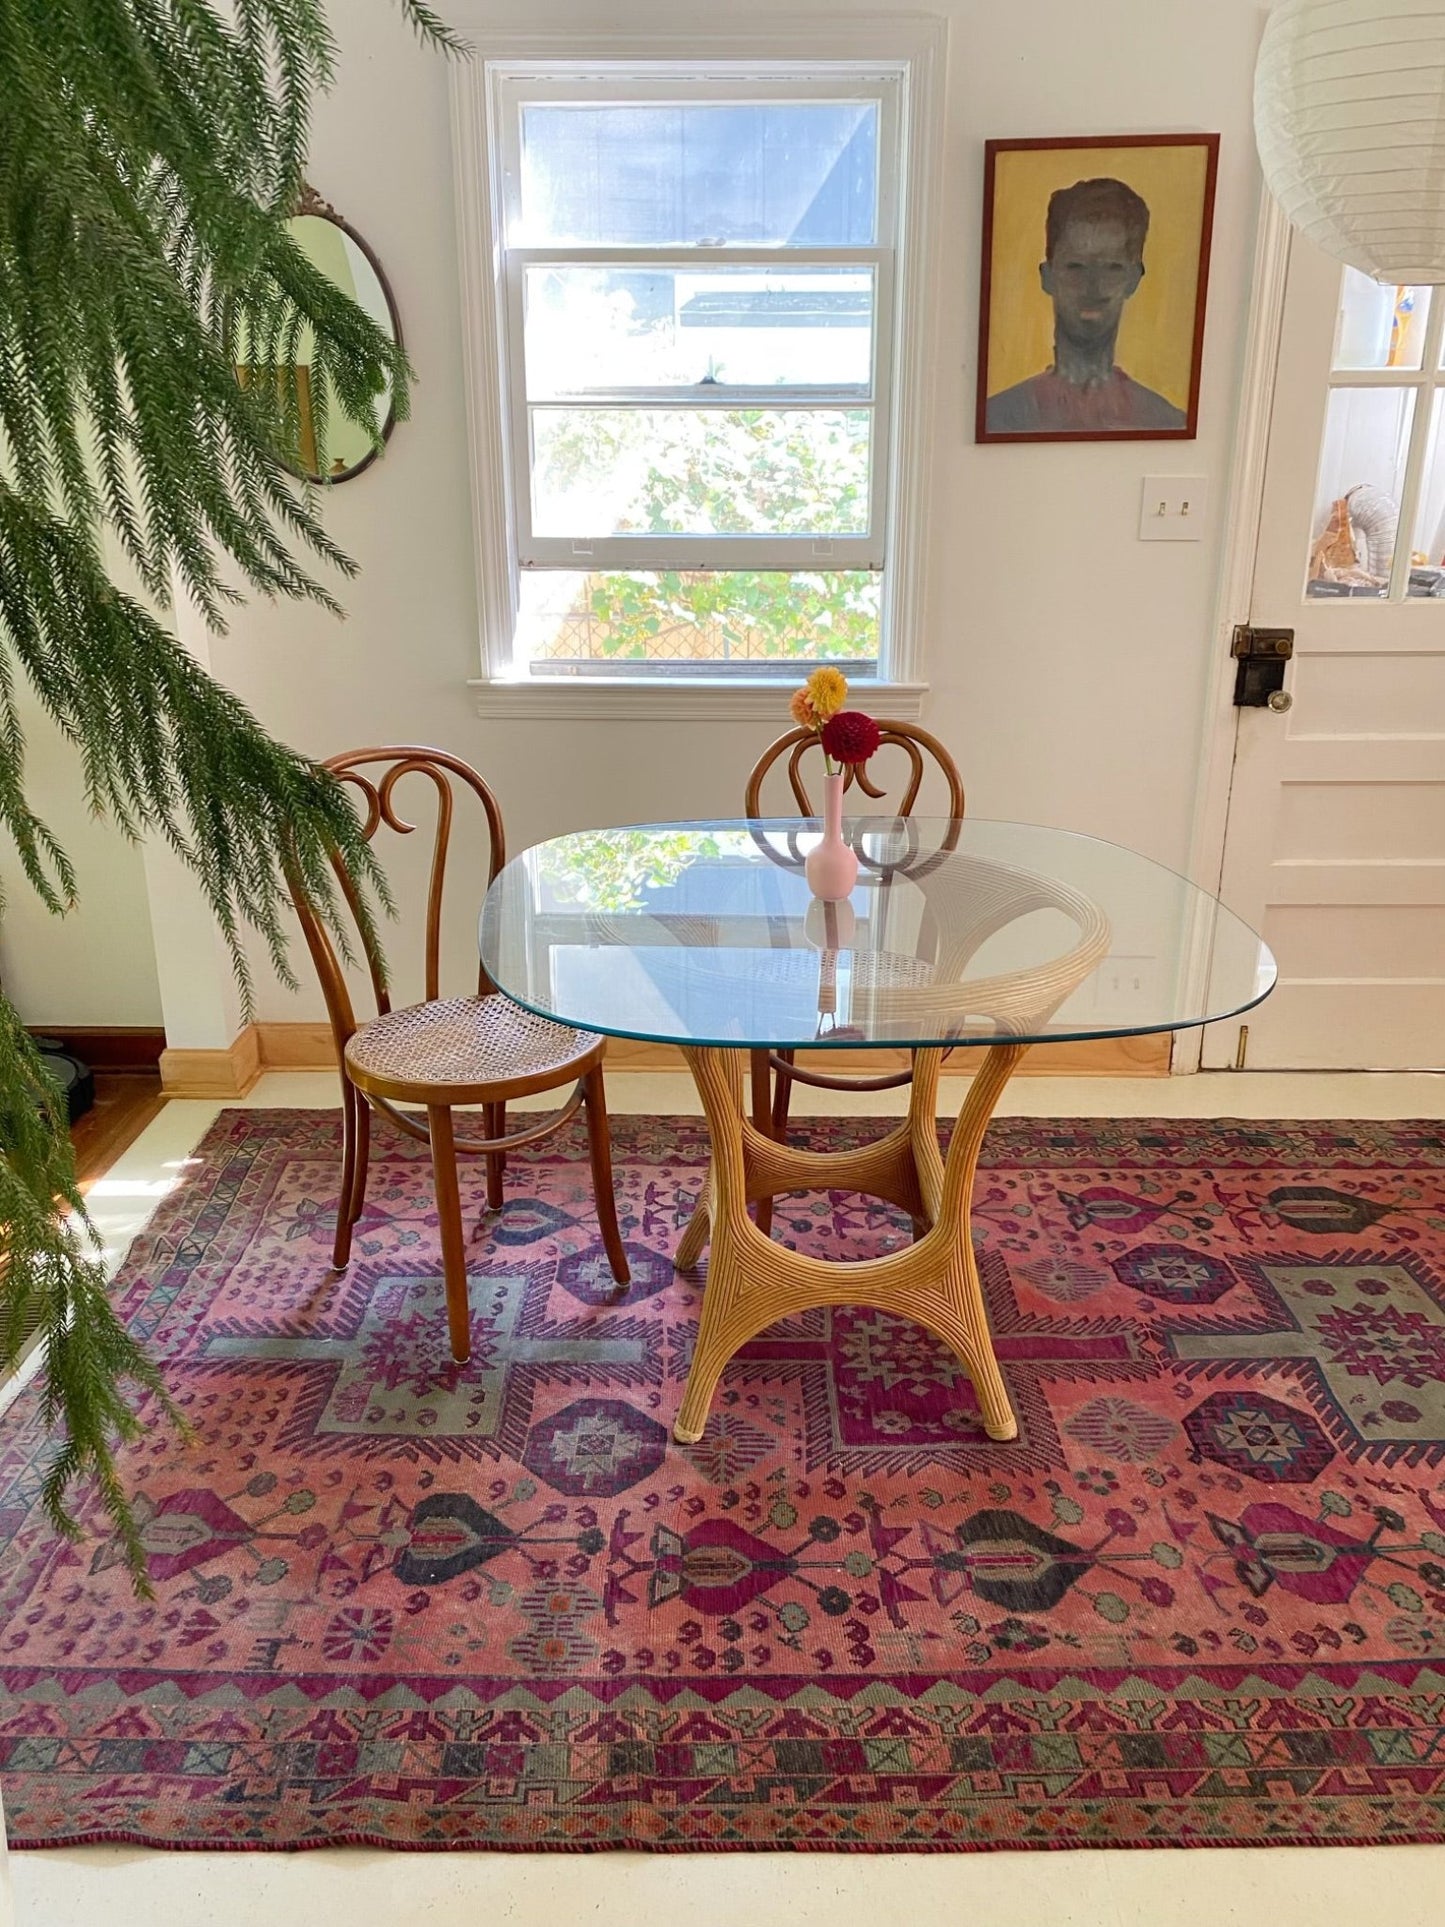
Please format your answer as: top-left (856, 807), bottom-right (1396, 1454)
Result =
top-left (518, 569), bottom-right (880, 667)
top-left (517, 102), bottom-right (879, 246)
top-left (1306, 387), bottom-right (1415, 598)
top-left (1408, 394), bottom-right (1445, 597)
top-left (530, 408), bottom-right (872, 538)
top-left (523, 266), bottom-right (874, 396)
top-left (1333, 268), bottom-right (1431, 370)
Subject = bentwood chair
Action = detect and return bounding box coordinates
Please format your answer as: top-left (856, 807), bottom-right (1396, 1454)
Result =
top-left (288, 746), bottom-right (630, 1364)
top-left (744, 720), bottom-right (966, 1234)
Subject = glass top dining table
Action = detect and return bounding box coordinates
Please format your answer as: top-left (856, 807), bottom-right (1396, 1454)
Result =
top-left (479, 817), bottom-right (1275, 1052)
top-left (478, 818), bottom-right (1275, 1450)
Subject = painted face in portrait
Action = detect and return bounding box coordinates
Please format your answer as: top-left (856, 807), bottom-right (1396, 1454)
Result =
top-left (1040, 216), bottom-right (1145, 351)
top-left (982, 169), bottom-right (1188, 436)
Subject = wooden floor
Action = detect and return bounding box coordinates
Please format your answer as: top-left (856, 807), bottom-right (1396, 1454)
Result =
top-left (71, 1074), bottom-right (167, 1189)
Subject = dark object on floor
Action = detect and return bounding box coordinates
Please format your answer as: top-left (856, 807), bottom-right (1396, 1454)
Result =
top-left (33, 1036), bottom-right (96, 1124)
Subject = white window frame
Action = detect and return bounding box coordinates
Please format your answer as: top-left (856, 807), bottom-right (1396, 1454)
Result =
top-left (498, 71), bottom-right (894, 574)
top-left (450, 18), bottom-right (946, 720)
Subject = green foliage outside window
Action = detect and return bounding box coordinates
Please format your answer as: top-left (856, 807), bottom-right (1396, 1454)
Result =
top-left (573, 569), bottom-right (880, 665)
top-left (538, 828), bottom-right (724, 914)
top-left (530, 409), bottom-right (880, 664)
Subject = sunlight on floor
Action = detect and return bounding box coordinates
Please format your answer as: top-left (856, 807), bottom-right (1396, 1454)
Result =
top-left (84, 1177), bottom-right (181, 1200)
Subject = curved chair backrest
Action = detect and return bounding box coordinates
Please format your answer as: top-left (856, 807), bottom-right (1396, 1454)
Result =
top-left (288, 746), bottom-right (506, 1055)
top-left (744, 719), bottom-right (965, 821)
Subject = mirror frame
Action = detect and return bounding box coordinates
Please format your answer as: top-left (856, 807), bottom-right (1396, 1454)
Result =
top-left (287, 182), bottom-right (404, 483)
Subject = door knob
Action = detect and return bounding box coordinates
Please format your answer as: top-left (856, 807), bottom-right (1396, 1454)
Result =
top-left (1267, 689), bottom-right (1293, 713)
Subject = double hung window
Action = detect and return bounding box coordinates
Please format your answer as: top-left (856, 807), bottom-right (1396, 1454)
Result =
top-left (481, 61), bottom-right (916, 681)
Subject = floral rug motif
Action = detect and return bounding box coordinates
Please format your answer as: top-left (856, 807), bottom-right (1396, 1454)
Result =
top-left (3, 1107), bottom-right (1445, 1851)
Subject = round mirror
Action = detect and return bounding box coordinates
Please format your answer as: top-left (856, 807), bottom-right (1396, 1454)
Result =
top-left (280, 194), bottom-right (401, 482)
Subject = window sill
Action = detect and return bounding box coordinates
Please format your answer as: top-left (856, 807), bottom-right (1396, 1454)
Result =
top-left (467, 677), bottom-right (928, 723)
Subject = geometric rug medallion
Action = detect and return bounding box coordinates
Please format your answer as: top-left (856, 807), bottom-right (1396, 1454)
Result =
top-left (2, 1108), bottom-right (1444, 1851)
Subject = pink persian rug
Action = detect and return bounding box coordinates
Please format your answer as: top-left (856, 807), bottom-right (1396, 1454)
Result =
top-left (2, 1107), bottom-right (1444, 1851)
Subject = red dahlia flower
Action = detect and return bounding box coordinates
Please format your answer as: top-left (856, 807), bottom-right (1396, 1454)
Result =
top-left (820, 709), bottom-right (881, 766)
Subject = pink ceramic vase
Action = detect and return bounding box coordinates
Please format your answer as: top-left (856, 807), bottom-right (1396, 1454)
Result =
top-left (805, 770), bottom-right (859, 902)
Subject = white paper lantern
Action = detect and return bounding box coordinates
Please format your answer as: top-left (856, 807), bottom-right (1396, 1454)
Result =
top-left (1255, 0), bottom-right (1445, 283)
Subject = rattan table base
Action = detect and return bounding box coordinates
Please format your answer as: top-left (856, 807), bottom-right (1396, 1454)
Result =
top-left (672, 1041), bottom-right (1027, 1445)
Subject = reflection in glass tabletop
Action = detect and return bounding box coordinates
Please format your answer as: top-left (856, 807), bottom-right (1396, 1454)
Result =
top-left (479, 818), bottom-right (1275, 1053)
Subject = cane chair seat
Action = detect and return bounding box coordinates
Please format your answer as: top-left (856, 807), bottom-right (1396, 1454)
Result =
top-left (345, 993), bottom-right (602, 1101)
top-left (850, 950), bottom-right (937, 992)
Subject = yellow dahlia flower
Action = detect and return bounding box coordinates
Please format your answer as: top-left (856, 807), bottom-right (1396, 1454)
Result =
top-left (803, 666), bottom-right (848, 722)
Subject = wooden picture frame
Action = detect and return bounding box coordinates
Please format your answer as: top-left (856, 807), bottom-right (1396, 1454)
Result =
top-left (976, 133), bottom-right (1220, 443)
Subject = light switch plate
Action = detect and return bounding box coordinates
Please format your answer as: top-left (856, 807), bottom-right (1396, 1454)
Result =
top-left (1139, 475), bottom-right (1208, 541)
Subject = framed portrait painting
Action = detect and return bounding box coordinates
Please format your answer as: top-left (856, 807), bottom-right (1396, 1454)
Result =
top-left (976, 134), bottom-right (1220, 443)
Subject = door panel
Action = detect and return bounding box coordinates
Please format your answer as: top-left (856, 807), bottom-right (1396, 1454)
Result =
top-left (1265, 905), bottom-right (1445, 977)
top-left (1206, 234), bottom-right (1445, 1071)
top-left (1299, 650), bottom-right (1445, 734)
top-left (1274, 782), bottom-right (1445, 860)
top-left (1240, 982), bottom-right (1444, 1071)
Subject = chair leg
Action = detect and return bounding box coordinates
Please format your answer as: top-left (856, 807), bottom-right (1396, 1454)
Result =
top-left (750, 1048), bottom-right (775, 1237)
top-left (427, 1104), bottom-right (471, 1363)
top-left (333, 1076), bottom-right (367, 1269)
top-left (582, 1064), bottom-right (631, 1288)
top-left (346, 1089), bottom-right (371, 1233)
top-left (771, 1048), bottom-right (796, 1143)
top-left (484, 1101), bottom-right (506, 1211)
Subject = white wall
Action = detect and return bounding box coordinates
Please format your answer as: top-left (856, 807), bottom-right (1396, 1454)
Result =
top-left (3, 0), bottom-right (1271, 1032)
top-left (0, 687), bottom-right (162, 1027)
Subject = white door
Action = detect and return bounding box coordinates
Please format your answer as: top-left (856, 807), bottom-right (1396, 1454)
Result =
top-left (1206, 232), bottom-right (1445, 1070)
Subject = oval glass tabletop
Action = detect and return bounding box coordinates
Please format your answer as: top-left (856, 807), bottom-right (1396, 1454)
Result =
top-left (479, 818), bottom-right (1275, 1052)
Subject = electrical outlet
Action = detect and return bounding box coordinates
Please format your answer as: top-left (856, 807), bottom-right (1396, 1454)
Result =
top-left (1097, 956), bottom-right (1158, 1007)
